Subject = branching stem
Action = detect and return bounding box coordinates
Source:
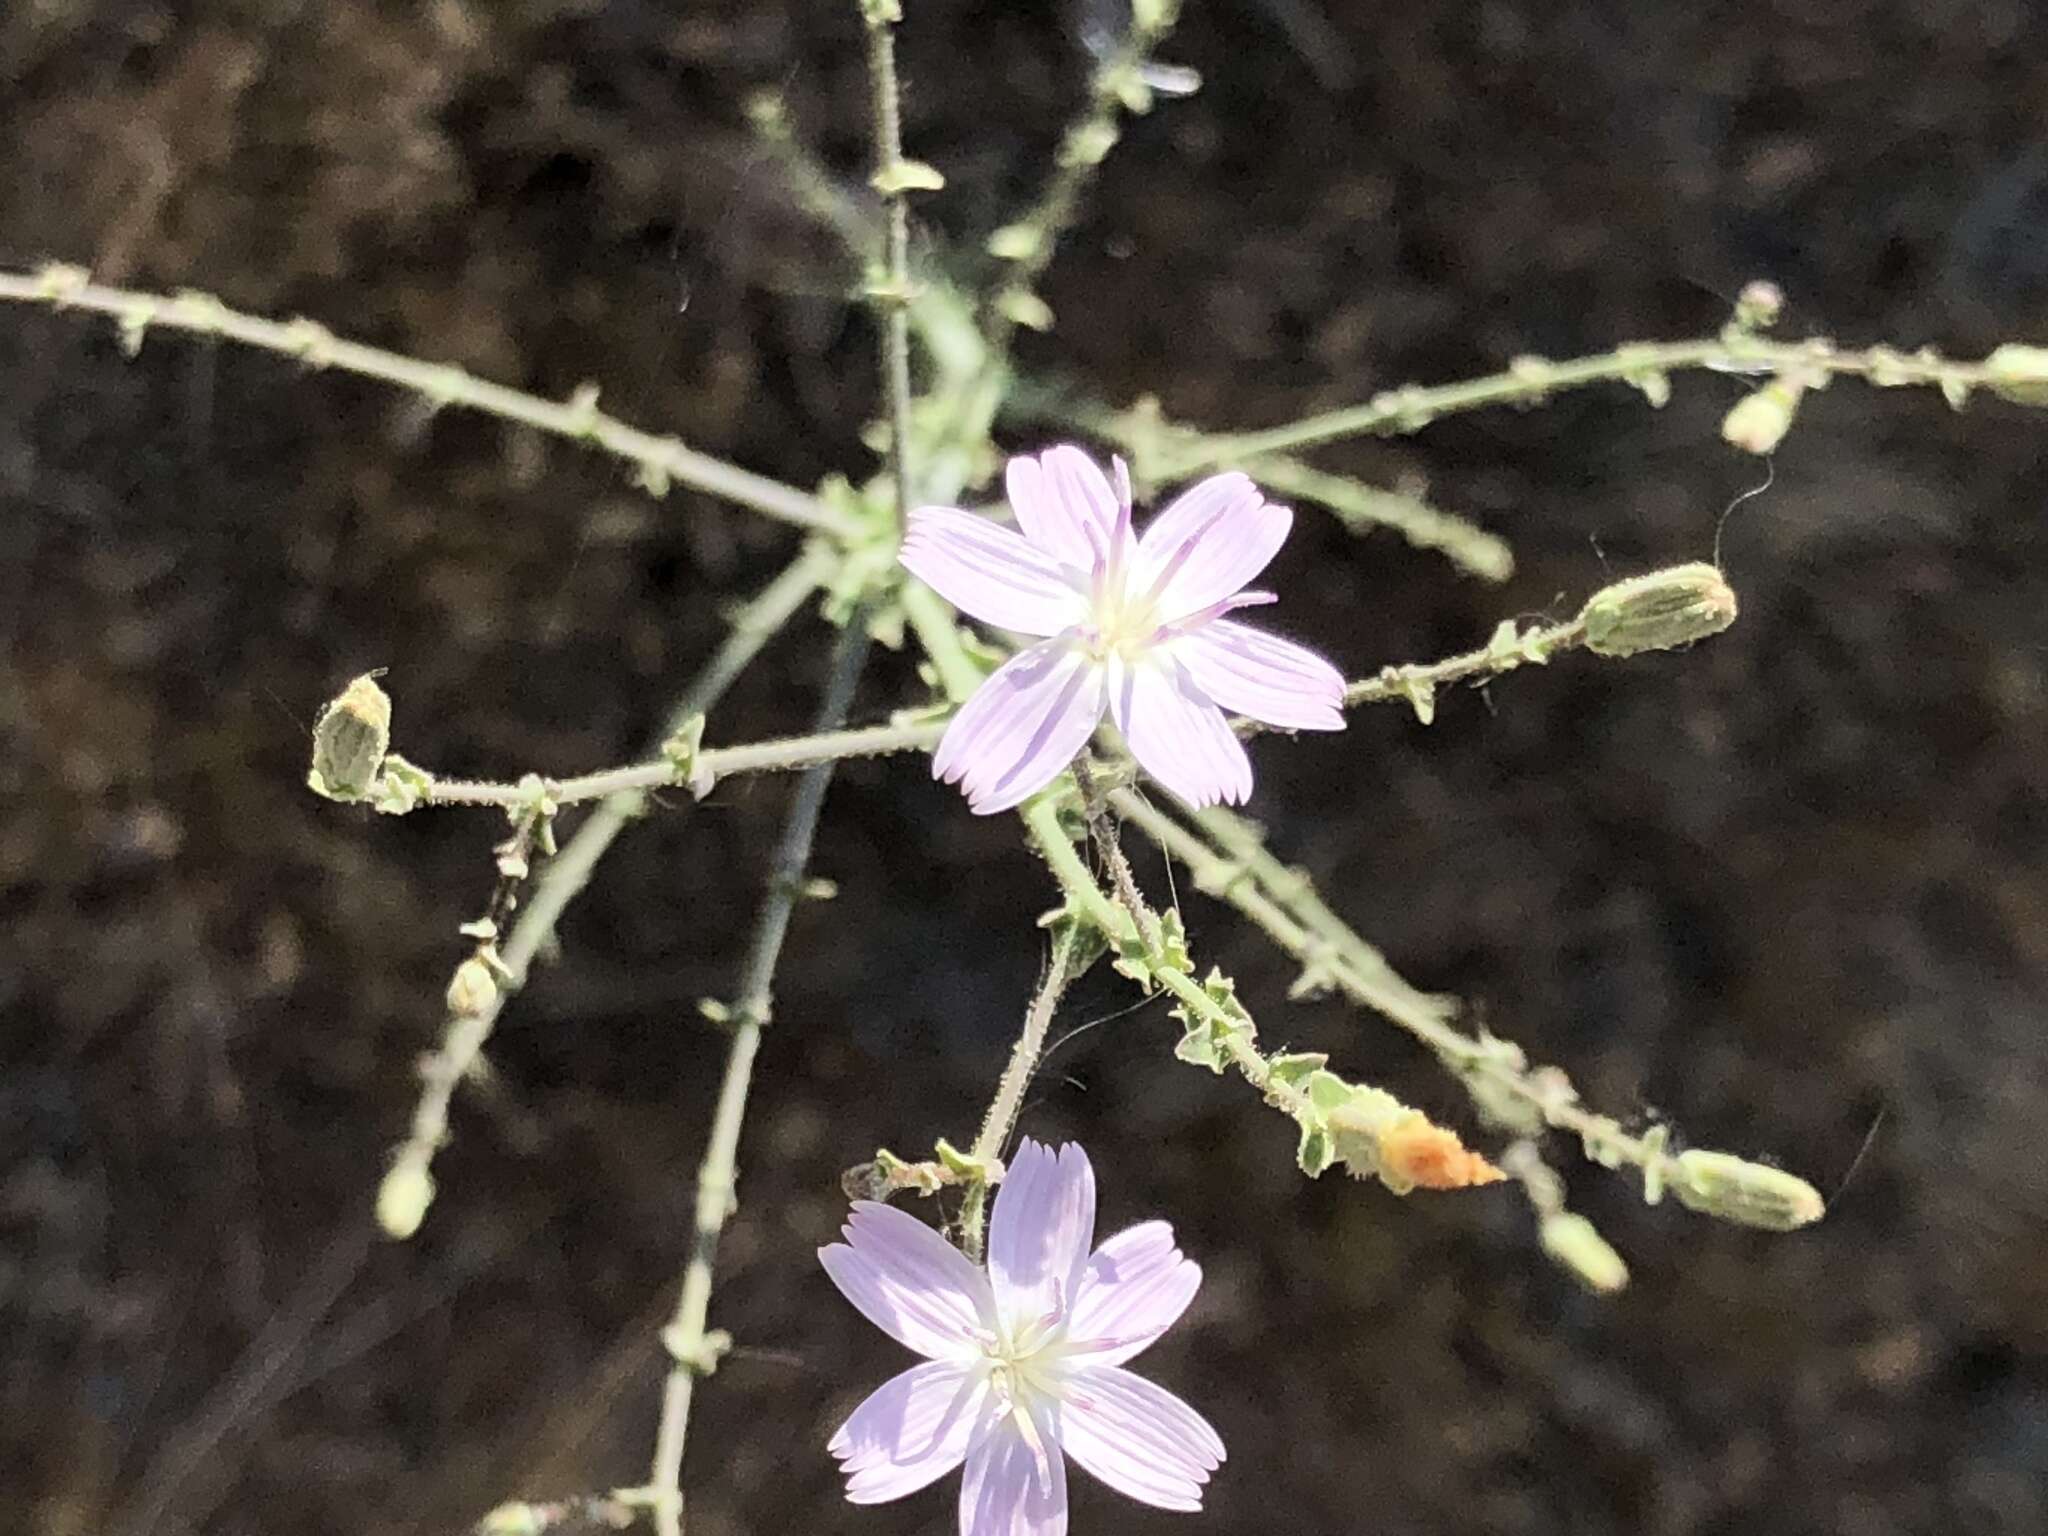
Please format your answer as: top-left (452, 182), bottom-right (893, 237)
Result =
top-left (378, 548), bottom-right (830, 1236)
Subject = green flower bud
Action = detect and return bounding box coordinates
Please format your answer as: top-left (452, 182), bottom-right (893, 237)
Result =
top-left (1540, 1212), bottom-right (1630, 1293)
top-left (1731, 279), bottom-right (1784, 332)
top-left (1984, 344), bottom-right (2048, 406)
top-left (1580, 562), bottom-right (1739, 658)
top-left (445, 957), bottom-right (499, 1018)
top-left (1721, 377), bottom-right (1803, 453)
top-left (985, 223), bottom-right (1044, 262)
top-left (307, 672), bottom-right (391, 802)
top-left (377, 1155), bottom-right (436, 1240)
top-left (1670, 1149), bottom-right (1825, 1231)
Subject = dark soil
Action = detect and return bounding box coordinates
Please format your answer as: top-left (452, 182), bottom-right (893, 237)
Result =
top-left (4, 3), bottom-right (2046, 1535)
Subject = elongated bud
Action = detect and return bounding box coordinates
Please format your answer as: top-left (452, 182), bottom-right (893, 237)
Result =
top-left (308, 673), bottom-right (391, 801)
top-left (1580, 562), bottom-right (1738, 658)
top-left (445, 957), bottom-right (499, 1017)
top-left (1984, 343), bottom-right (2048, 406)
top-left (1540, 1212), bottom-right (1630, 1293)
top-left (1721, 376), bottom-right (1804, 453)
top-left (1670, 1149), bottom-right (1825, 1231)
top-left (377, 1154), bottom-right (436, 1239)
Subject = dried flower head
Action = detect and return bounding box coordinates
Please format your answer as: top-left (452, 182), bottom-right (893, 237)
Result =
top-left (900, 446), bottom-right (1345, 813)
top-left (821, 1138), bottom-right (1223, 1534)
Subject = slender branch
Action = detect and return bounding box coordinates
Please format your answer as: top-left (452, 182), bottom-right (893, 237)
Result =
top-left (0, 263), bottom-right (853, 538)
top-left (744, 89), bottom-right (881, 265)
top-left (1018, 799), bottom-right (1296, 1110)
top-left (399, 560), bottom-right (1729, 820)
top-left (643, 617), bottom-right (873, 1536)
top-left (1338, 616), bottom-right (1587, 723)
top-left (980, 0), bottom-right (1184, 347)
top-left (860, 1), bottom-right (918, 524)
top-left (375, 549), bottom-right (831, 1237)
top-left (1001, 381), bottom-right (1514, 582)
top-left (412, 715), bottom-right (946, 811)
top-left (958, 921), bottom-right (1086, 1262)
top-left (1073, 757), bottom-right (1156, 937)
top-left (1204, 333), bottom-right (2014, 465)
top-left (1241, 451), bottom-right (1514, 583)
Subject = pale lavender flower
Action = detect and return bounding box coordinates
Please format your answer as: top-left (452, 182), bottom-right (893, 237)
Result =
top-left (900, 445), bottom-right (1345, 813)
top-left (820, 1139), bottom-right (1223, 1536)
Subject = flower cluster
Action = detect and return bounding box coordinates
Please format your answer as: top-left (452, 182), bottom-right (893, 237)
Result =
top-left (822, 1139), bottom-right (1223, 1535)
top-left (900, 446), bottom-right (1346, 812)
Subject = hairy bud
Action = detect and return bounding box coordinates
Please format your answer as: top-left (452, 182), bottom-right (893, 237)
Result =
top-left (1670, 1149), bottom-right (1825, 1231)
top-left (1721, 377), bottom-right (1803, 453)
top-left (1580, 563), bottom-right (1738, 658)
top-left (1539, 1212), bottom-right (1631, 1294)
top-left (445, 956), bottom-right (499, 1018)
top-left (307, 673), bottom-right (391, 802)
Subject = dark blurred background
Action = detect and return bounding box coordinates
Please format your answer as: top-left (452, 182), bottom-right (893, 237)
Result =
top-left (4, 2), bottom-right (2047, 1533)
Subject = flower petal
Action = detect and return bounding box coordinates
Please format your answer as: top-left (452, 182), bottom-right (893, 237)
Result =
top-left (1170, 618), bottom-right (1346, 731)
top-left (932, 641), bottom-right (1107, 816)
top-left (831, 1360), bottom-right (990, 1504)
top-left (1055, 1364), bottom-right (1224, 1513)
top-left (988, 1140), bottom-right (1097, 1336)
top-left (820, 1202), bottom-right (996, 1361)
top-left (902, 506), bottom-right (1087, 636)
top-left (1006, 446), bottom-right (1122, 570)
top-left (959, 1400), bottom-right (1069, 1536)
top-left (1062, 1221), bottom-right (1203, 1366)
top-left (1109, 655), bottom-right (1253, 809)
top-left (1131, 472), bottom-right (1291, 622)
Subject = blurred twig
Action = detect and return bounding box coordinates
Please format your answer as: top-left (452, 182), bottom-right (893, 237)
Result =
top-left (0, 263), bottom-right (853, 537)
top-left (636, 617), bottom-right (873, 1536)
top-left (1006, 382), bottom-right (1515, 581)
top-left (980, 0), bottom-right (1185, 346)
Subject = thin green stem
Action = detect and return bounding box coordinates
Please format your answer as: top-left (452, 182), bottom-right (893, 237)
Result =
top-left (405, 572), bottom-right (1606, 823)
top-left (414, 715), bottom-right (946, 811)
top-left (645, 617), bottom-right (873, 1536)
top-left (376, 548), bottom-right (830, 1237)
top-left (745, 90), bottom-right (881, 265)
top-left (1000, 382), bottom-right (1515, 582)
top-left (1241, 452), bottom-right (1515, 583)
top-left (959, 921), bottom-right (1085, 1262)
top-left (0, 264), bottom-right (852, 538)
top-left (861, 2), bottom-right (918, 524)
top-left (1073, 757), bottom-right (1156, 940)
top-left (1206, 334), bottom-right (2006, 464)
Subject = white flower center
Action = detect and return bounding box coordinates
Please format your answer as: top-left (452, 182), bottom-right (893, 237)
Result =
top-left (976, 1285), bottom-right (1073, 1417)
